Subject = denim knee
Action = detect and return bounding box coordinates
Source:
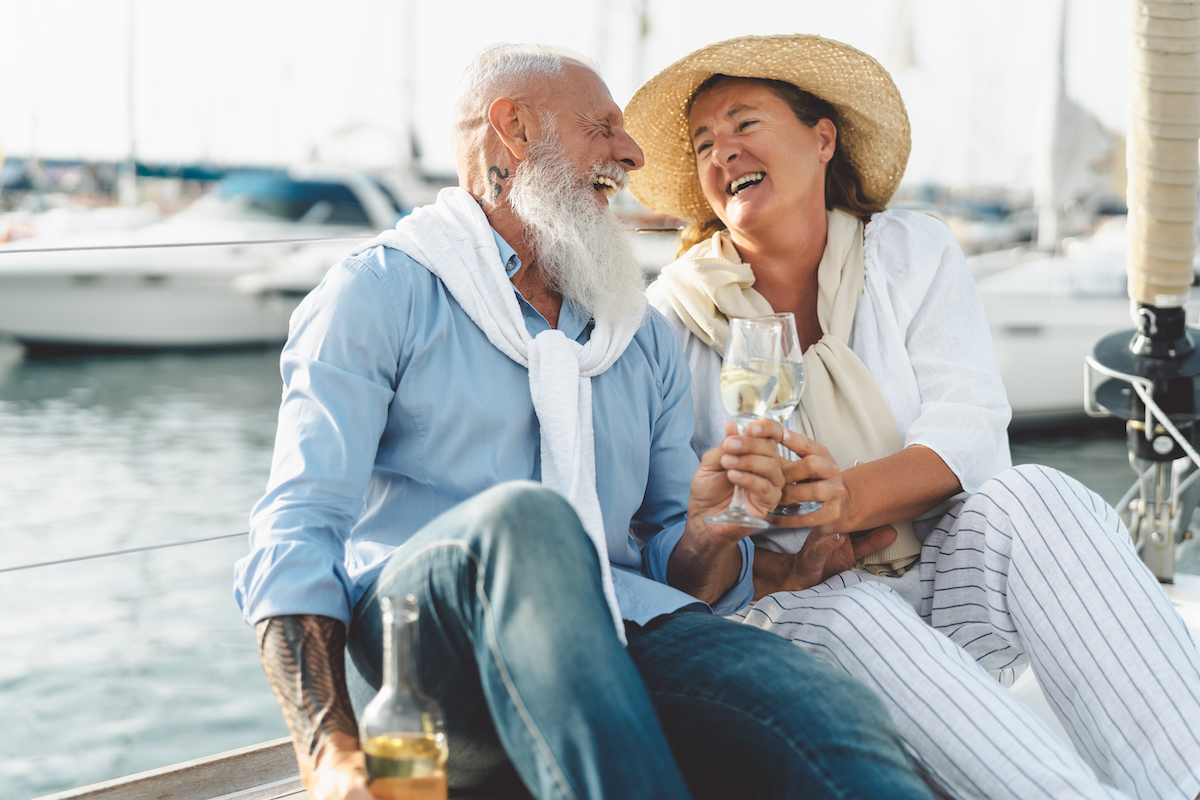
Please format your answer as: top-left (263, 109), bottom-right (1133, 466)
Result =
top-left (457, 481), bottom-right (600, 573)
top-left (357, 480), bottom-right (606, 655)
top-left (464, 480), bottom-right (571, 522)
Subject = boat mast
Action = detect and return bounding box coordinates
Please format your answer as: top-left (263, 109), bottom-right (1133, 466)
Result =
top-left (119, 0), bottom-right (138, 207)
top-left (399, 0), bottom-right (420, 178)
top-left (1035, 0), bottom-right (1070, 250)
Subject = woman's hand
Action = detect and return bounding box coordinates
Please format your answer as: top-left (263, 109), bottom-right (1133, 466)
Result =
top-left (748, 430), bottom-right (873, 598)
top-left (770, 431), bottom-right (856, 534)
top-left (752, 526), bottom-right (898, 599)
top-left (750, 435), bottom-right (963, 599)
top-left (776, 436), bottom-right (962, 536)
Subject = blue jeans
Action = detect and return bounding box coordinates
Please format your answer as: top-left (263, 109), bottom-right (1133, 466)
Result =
top-left (346, 482), bottom-right (931, 800)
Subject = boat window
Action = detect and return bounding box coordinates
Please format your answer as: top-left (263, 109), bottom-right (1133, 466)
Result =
top-left (179, 171), bottom-right (372, 226)
top-left (368, 176), bottom-right (405, 215)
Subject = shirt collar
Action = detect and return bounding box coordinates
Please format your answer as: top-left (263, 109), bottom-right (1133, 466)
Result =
top-left (491, 228), bottom-right (591, 341)
top-left (492, 229), bottom-right (522, 279)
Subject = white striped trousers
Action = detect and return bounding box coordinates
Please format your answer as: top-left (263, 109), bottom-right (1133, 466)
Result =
top-left (739, 464), bottom-right (1200, 800)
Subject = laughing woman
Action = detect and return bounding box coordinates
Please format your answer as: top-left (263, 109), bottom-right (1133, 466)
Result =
top-left (626, 34), bottom-right (1200, 800)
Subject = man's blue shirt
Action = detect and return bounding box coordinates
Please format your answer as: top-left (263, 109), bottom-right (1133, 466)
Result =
top-left (234, 230), bottom-right (754, 627)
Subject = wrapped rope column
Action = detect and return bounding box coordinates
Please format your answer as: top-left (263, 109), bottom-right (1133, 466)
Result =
top-left (1127, 0), bottom-right (1200, 308)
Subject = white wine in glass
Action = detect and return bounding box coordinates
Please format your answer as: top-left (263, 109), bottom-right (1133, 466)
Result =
top-left (765, 313), bottom-right (822, 517)
top-left (706, 316), bottom-right (781, 528)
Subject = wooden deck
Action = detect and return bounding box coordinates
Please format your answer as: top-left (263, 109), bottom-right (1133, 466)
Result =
top-left (34, 737), bottom-right (306, 800)
top-left (31, 738), bottom-right (525, 800)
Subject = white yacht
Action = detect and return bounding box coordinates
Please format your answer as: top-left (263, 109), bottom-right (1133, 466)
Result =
top-left (0, 165), bottom-right (405, 354)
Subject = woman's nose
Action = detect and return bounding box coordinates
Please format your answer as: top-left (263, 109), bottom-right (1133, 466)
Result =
top-left (711, 136), bottom-right (741, 164)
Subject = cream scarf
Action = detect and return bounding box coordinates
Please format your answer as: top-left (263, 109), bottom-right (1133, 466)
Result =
top-left (352, 187), bottom-right (647, 642)
top-left (655, 209), bottom-right (920, 575)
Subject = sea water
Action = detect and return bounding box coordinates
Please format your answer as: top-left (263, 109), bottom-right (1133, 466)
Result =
top-left (0, 340), bottom-right (1197, 800)
top-left (0, 342), bottom-right (288, 800)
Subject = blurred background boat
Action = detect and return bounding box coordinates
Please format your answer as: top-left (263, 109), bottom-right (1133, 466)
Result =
top-left (969, 216), bottom-right (1200, 427)
top-left (0, 165), bottom-right (410, 354)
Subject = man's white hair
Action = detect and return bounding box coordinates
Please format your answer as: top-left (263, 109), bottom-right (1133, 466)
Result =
top-left (450, 43), bottom-right (600, 164)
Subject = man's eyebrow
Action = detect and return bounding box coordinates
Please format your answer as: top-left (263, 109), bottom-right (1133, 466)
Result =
top-left (582, 109), bottom-right (619, 133)
top-left (691, 104), bottom-right (757, 142)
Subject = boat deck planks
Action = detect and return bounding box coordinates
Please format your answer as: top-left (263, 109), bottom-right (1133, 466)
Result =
top-left (33, 737), bottom-right (306, 800)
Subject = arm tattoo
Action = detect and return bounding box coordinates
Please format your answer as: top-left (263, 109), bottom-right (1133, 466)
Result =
top-left (487, 166), bottom-right (510, 200)
top-left (258, 615), bottom-right (358, 767)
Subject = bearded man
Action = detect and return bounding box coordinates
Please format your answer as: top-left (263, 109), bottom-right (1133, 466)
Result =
top-left (234, 44), bottom-right (934, 800)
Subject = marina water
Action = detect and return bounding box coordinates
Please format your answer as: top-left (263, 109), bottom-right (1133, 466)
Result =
top-left (1, 340), bottom-right (1197, 800)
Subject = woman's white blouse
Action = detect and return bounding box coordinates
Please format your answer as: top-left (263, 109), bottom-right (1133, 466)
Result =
top-left (647, 208), bottom-right (1012, 497)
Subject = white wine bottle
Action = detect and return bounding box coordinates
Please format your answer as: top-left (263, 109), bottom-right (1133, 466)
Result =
top-left (359, 594), bottom-right (448, 800)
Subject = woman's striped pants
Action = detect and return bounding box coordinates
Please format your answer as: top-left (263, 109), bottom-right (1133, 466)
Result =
top-left (739, 464), bottom-right (1200, 800)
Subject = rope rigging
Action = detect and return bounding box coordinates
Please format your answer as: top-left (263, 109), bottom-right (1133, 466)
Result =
top-left (0, 531), bottom-right (249, 574)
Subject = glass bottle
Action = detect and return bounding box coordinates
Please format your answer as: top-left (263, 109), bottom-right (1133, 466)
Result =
top-left (359, 594), bottom-right (448, 800)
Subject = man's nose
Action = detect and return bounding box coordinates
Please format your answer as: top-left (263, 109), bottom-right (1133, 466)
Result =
top-left (615, 129), bottom-right (645, 171)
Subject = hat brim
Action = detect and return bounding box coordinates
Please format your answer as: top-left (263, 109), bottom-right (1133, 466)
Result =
top-left (624, 34), bottom-right (911, 224)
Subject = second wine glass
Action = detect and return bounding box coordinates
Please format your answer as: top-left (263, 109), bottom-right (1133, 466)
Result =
top-left (765, 313), bottom-right (822, 517)
top-left (706, 316), bottom-right (782, 528)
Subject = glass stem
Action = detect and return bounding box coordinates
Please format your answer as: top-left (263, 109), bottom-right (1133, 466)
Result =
top-left (727, 421), bottom-right (754, 514)
top-left (770, 412), bottom-right (793, 460)
top-left (729, 484), bottom-right (750, 514)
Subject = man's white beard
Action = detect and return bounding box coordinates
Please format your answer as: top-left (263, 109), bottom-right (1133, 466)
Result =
top-left (507, 132), bottom-right (647, 326)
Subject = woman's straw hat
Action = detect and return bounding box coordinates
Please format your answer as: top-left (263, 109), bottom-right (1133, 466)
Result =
top-left (624, 34), bottom-right (911, 224)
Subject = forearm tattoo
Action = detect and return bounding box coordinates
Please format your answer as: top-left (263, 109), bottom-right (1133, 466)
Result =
top-left (487, 166), bottom-right (510, 200)
top-left (257, 615), bottom-right (358, 766)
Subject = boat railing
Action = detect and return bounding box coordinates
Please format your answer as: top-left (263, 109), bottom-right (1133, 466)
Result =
top-left (0, 531), bottom-right (248, 576)
top-left (0, 236), bottom-right (365, 256)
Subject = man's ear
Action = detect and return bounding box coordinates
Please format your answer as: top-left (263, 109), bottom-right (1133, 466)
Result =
top-left (488, 97), bottom-right (534, 162)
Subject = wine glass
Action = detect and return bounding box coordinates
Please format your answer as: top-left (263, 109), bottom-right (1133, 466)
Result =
top-left (706, 316), bottom-right (782, 528)
top-left (765, 313), bottom-right (823, 517)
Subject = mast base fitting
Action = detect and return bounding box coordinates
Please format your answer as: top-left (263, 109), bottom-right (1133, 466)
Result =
top-left (1090, 311), bottom-right (1200, 462)
top-left (1129, 305), bottom-right (1195, 360)
top-left (1125, 418), bottom-right (1192, 462)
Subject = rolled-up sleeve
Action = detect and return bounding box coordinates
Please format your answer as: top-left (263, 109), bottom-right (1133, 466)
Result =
top-left (860, 211), bottom-right (1011, 493)
top-left (234, 258), bottom-right (401, 625)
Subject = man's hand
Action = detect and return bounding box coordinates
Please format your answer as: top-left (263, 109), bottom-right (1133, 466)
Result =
top-left (689, 419), bottom-right (786, 530)
top-left (669, 419), bottom-right (785, 604)
top-left (753, 525), bottom-right (898, 599)
top-left (304, 732), bottom-right (374, 800)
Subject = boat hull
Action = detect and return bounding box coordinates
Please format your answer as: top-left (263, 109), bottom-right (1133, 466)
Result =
top-left (981, 293), bottom-right (1148, 425)
top-left (0, 272), bottom-right (301, 351)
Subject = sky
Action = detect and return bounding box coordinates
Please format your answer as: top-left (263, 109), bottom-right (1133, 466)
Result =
top-left (0, 0), bottom-right (1129, 192)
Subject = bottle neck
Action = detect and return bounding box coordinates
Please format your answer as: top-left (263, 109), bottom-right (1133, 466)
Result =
top-left (382, 598), bottom-right (419, 690)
